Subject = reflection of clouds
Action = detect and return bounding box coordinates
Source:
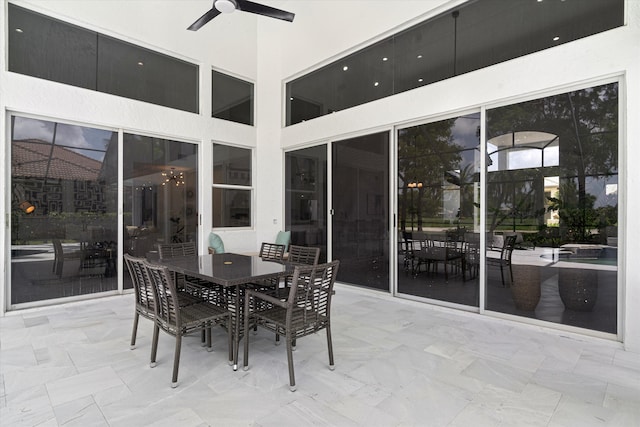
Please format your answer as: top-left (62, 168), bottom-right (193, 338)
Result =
top-left (56, 124), bottom-right (91, 149)
top-left (13, 117), bottom-right (55, 142)
top-left (451, 115), bottom-right (480, 149)
top-left (13, 117), bottom-right (113, 160)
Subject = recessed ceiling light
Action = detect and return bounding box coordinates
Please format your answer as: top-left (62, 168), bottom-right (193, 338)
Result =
top-left (418, 78), bottom-right (424, 83)
top-left (15, 28), bottom-right (23, 33)
top-left (137, 61), bottom-right (144, 66)
top-left (290, 97), bottom-right (294, 101)
top-left (382, 57), bottom-right (388, 61)
top-left (374, 82), bottom-right (379, 87)
top-left (417, 54), bottom-right (423, 59)
top-left (342, 65), bottom-right (349, 71)
top-left (553, 36), bottom-right (560, 41)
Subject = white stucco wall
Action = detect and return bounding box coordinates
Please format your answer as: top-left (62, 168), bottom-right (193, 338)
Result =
top-left (1, 0), bottom-right (639, 351)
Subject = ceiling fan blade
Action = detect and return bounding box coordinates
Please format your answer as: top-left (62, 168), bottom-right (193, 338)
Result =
top-left (187, 7), bottom-right (222, 31)
top-left (236, 0), bottom-right (295, 22)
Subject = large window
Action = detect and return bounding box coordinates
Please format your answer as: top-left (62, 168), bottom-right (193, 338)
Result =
top-left (212, 70), bottom-right (254, 125)
top-left (212, 144), bottom-right (252, 228)
top-left (10, 116), bottom-right (118, 305)
top-left (286, 0), bottom-right (623, 125)
top-left (397, 113), bottom-right (481, 306)
top-left (8, 4), bottom-right (198, 113)
top-left (485, 82), bottom-right (618, 334)
top-left (123, 134), bottom-right (199, 259)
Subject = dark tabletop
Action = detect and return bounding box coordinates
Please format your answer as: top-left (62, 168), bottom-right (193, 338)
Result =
top-left (156, 253), bottom-right (295, 287)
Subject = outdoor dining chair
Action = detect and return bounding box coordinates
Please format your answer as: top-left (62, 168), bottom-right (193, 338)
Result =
top-left (124, 254), bottom-right (203, 350)
top-left (487, 234), bottom-right (517, 287)
top-left (144, 261), bottom-right (233, 388)
top-left (243, 260), bottom-right (340, 391)
top-left (157, 241), bottom-right (218, 301)
top-left (258, 242), bottom-right (286, 261)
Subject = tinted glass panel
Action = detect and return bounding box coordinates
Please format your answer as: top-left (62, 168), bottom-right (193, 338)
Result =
top-left (397, 114), bottom-right (481, 306)
top-left (8, 4), bottom-right (97, 89)
top-left (485, 83), bottom-right (618, 334)
top-left (332, 132), bottom-right (389, 291)
top-left (212, 71), bottom-right (254, 125)
top-left (212, 144), bottom-right (251, 185)
top-left (11, 116), bottom-right (118, 304)
top-left (285, 146), bottom-right (328, 262)
top-left (394, 12), bottom-right (455, 93)
top-left (123, 134), bottom-right (199, 259)
top-left (456, 0), bottom-right (624, 75)
top-left (8, 4), bottom-right (199, 114)
top-left (286, 0), bottom-right (624, 126)
top-left (212, 188), bottom-right (251, 228)
top-left (98, 35), bottom-right (198, 113)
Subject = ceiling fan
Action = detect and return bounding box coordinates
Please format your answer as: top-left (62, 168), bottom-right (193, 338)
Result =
top-left (187, 0), bottom-right (295, 31)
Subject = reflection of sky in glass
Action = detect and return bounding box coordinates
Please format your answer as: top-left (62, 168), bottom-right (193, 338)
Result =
top-left (488, 145), bottom-right (559, 171)
top-left (13, 117), bottom-right (114, 161)
top-left (451, 114), bottom-right (480, 150)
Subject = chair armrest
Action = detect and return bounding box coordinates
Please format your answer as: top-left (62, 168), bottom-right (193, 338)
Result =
top-left (245, 289), bottom-right (288, 308)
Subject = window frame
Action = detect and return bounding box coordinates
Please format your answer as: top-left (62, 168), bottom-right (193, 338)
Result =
top-left (211, 143), bottom-right (254, 229)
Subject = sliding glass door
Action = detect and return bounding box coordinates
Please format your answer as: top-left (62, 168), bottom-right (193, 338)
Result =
top-left (123, 134), bottom-right (199, 261)
top-left (485, 83), bottom-right (618, 334)
top-left (396, 113), bottom-right (481, 306)
top-left (332, 132), bottom-right (390, 290)
top-left (285, 146), bottom-right (328, 262)
top-left (10, 116), bottom-right (118, 305)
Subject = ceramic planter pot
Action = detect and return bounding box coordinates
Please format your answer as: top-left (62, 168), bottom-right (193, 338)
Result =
top-left (511, 264), bottom-right (541, 311)
top-left (558, 268), bottom-right (598, 311)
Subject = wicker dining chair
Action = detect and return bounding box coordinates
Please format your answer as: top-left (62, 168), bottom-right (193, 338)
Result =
top-left (246, 242), bottom-right (287, 293)
top-left (275, 245), bottom-right (321, 298)
top-left (144, 261), bottom-right (233, 388)
top-left (157, 241), bottom-right (220, 301)
top-left (243, 260), bottom-right (340, 391)
top-left (258, 242), bottom-right (286, 261)
top-left (288, 245), bottom-right (320, 265)
top-left (124, 254), bottom-right (203, 350)
top-left (157, 241), bottom-right (197, 258)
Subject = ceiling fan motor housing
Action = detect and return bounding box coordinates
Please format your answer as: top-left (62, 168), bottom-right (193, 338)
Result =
top-left (215, 0), bottom-right (237, 14)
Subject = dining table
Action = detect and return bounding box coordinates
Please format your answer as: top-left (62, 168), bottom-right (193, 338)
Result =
top-left (154, 252), bottom-right (297, 370)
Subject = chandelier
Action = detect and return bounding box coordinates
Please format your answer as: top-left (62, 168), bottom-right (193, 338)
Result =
top-left (162, 168), bottom-right (185, 187)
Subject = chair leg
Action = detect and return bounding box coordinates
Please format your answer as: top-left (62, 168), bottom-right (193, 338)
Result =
top-left (508, 264), bottom-right (514, 286)
top-left (243, 298), bottom-right (251, 371)
top-left (130, 312), bottom-right (139, 350)
top-left (171, 334), bottom-right (182, 388)
top-left (227, 316), bottom-right (233, 364)
top-left (500, 264), bottom-right (506, 287)
top-left (150, 324), bottom-right (159, 368)
top-left (285, 333), bottom-right (296, 392)
top-left (326, 325), bottom-right (335, 371)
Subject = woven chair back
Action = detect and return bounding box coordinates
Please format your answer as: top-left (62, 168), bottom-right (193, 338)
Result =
top-left (500, 235), bottom-right (518, 263)
top-left (157, 242), bottom-right (197, 259)
top-left (258, 242), bottom-right (286, 261)
top-left (144, 262), bottom-right (180, 328)
top-left (288, 245), bottom-right (320, 265)
top-left (287, 260), bottom-right (340, 332)
top-left (124, 254), bottom-right (155, 315)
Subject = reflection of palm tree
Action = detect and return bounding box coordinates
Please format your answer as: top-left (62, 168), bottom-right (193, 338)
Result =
top-left (486, 83), bottom-right (618, 242)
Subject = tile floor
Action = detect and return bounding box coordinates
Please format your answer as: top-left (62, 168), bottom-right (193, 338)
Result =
top-left (1, 285), bottom-right (639, 426)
